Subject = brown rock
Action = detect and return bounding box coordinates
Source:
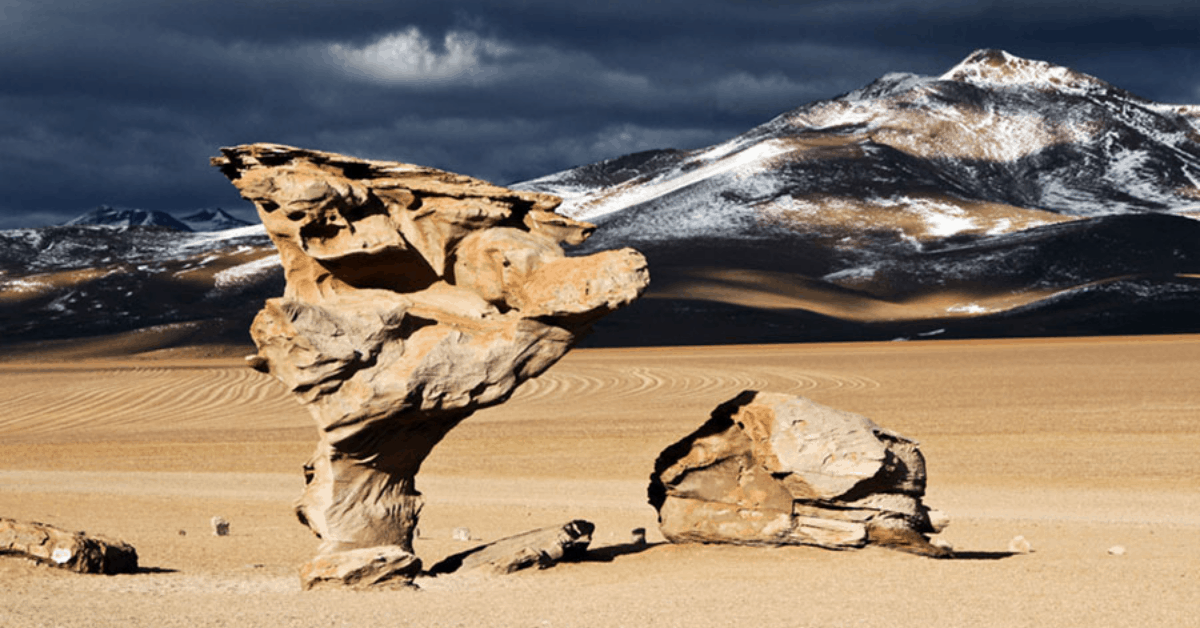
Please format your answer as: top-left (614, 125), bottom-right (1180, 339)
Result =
top-left (649, 391), bottom-right (949, 557)
top-left (0, 518), bottom-right (138, 574)
top-left (300, 545), bottom-right (420, 590)
top-left (212, 144), bottom-right (648, 588)
top-left (429, 520), bottom-right (594, 576)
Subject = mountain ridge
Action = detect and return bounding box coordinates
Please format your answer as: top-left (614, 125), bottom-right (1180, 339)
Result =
top-left (515, 48), bottom-right (1200, 345)
top-left (59, 205), bottom-right (253, 232)
top-left (4, 49), bottom-right (1200, 351)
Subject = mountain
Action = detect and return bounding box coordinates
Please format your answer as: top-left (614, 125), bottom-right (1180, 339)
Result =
top-left (179, 208), bottom-right (253, 232)
top-left (4, 49), bottom-right (1200, 353)
top-left (63, 205), bottom-right (193, 231)
top-left (517, 49), bottom-right (1200, 345)
top-left (0, 224), bottom-right (280, 353)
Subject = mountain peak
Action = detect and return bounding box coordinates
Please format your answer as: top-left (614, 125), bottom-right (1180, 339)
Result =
top-left (939, 48), bottom-right (1111, 94)
top-left (179, 208), bottom-right (253, 231)
top-left (63, 205), bottom-right (192, 231)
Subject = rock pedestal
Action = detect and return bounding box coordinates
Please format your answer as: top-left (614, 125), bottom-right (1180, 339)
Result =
top-left (212, 144), bottom-right (648, 589)
top-left (649, 391), bottom-right (949, 557)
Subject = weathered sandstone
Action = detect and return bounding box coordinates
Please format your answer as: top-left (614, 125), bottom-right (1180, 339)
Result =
top-left (212, 144), bottom-right (648, 589)
top-left (429, 520), bottom-right (594, 576)
top-left (0, 518), bottom-right (139, 574)
top-left (649, 391), bottom-right (949, 556)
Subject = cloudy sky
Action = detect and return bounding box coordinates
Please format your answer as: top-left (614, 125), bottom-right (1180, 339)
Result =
top-left (2, 0), bottom-right (1198, 229)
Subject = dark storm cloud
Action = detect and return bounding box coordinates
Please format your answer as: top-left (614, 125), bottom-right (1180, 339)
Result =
top-left (2, 0), bottom-right (1198, 229)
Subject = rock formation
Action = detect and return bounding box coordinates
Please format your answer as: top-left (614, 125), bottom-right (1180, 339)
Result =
top-left (649, 391), bottom-right (949, 556)
top-left (0, 518), bottom-right (139, 574)
top-left (211, 143), bottom-right (648, 589)
top-left (429, 520), bottom-right (594, 576)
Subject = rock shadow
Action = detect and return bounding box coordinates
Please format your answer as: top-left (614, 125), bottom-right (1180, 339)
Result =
top-left (945, 550), bottom-right (1018, 560)
top-left (578, 541), bottom-right (663, 563)
top-left (134, 565), bottom-right (179, 574)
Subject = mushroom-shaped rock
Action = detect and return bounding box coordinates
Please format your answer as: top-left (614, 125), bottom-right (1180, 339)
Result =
top-left (212, 144), bottom-right (649, 589)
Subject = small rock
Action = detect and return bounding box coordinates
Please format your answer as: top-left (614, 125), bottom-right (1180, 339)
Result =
top-left (630, 527), bottom-right (647, 546)
top-left (452, 527), bottom-right (472, 542)
top-left (1008, 535), bottom-right (1033, 554)
top-left (211, 516), bottom-right (230, 537)
top-left (178, 530), bottom-right (187, 536)
top-left (1107, 545), bottom-right (1126, 556)
top-left (930, 537), bottom-right (954, 553)
top-left (927, 509), bottom-right (951, 533)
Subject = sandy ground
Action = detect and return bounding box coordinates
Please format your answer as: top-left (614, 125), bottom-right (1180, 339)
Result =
top-left (1, 335), bottom-right (1198, 627)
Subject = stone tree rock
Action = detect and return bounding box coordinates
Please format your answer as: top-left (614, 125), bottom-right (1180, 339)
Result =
top-left (649, 391), bottom-right (950, 557)
top-left (212, 144), bottom-right (648, 589)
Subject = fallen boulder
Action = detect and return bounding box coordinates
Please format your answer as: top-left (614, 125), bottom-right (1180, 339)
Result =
top-left (212, 144), bottom-right (648, 589)
top-left (301, 545), bottom-right (421, 590)
top-left (429, 520), bottom-right (594, 576)
top-left (649, 391), bottom-right (949, 557)
top-left (0, 518), bottom-right (138, 574)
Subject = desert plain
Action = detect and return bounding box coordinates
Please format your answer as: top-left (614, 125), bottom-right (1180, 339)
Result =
top-left (1, 333), bottom-right (1198, 627)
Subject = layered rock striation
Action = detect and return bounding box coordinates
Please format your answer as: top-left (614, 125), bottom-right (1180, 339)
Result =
top-left (212, 143), bottom-right (648, 588)
top-left (649, 391), bottom-right (949, 556)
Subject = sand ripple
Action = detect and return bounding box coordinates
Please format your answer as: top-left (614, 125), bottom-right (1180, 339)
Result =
top-left (0, 359), bottom-right (878, 438)
top-left (0, 366), bottom-right (300, 438)
top-left (511, 364), bottom-right (878, 403)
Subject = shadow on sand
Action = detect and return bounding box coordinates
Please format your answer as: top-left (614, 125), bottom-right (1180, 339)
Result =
top-left (578, 541), bottom-right (664, 563)
top-left (945, 550), bottom-right (1018, 560)
top-left (134, 566), bottom-right (179, 574)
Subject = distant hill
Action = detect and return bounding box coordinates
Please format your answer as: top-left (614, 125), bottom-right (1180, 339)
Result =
top-left (179, 208), bottom-right (253, 232)
top-left (61, 205), bottom-right (253, 233)
top-left (64, 205), bottom-right (193, 231)
top-left (0, 224), bottom-right (278, 351)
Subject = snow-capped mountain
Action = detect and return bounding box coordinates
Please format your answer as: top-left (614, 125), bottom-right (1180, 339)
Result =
top-left (64, 205), bottom-right (193, 231)
top-left (0, 223), bottom-right (279, 349)
top-left (179, 208), bottom-right (253, 232)
top-left (61, 205), bottom-right (254, 233)
top-left (517, 49), bottom-right (1200, 344)
top-left (4, 49), bottom-right (1200, 350)
top-left (523, 49), bottom-right (1200, 239)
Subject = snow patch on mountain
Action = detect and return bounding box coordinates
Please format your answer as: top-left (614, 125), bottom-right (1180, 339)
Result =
top-left (551, 138), bottom-right (794, 222)
top-left (212, 254), bottom-right (281, 292)
top-left (180, 224), bottom-right (268, 249)
top-left (1, 277), bottom-right (49, 293)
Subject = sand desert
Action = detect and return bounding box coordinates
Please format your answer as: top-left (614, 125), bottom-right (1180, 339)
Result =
top-left (1, 334), bottom-right (1198, 627)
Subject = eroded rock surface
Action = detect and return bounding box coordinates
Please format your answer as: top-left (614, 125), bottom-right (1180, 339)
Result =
top-left (212, 144), bottom-right (648, 589)
top-left (429, 520), bottom-right (594, 576)
top-left (0, 518), bottom-right (139, 574)
top-left (649, 391), bottom-right (949, 556)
